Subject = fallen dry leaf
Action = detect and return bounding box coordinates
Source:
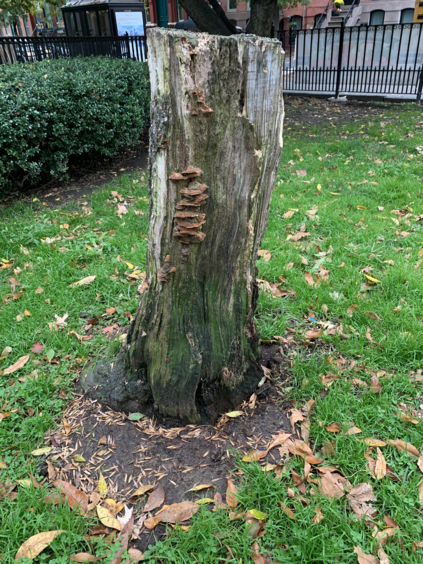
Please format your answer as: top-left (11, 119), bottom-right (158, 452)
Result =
top-left (304, 271), bottom-right (314, 287)
top-left (97, 505), bottom-right (121, 531)
top-left (290, 409), bottom-right (304, 428)
top-left (3, 354), bottom-right (29, 375)
top-left (370, 375), bottom-right (382, 394)
top-left (144, 517), bottom-right (161, 529)
top-left (69, 554), bottom-right (106, 562)
top-left (373, 527), bottom-right (397, 548)
top-left (283, 209), bottom-right (296, 219)
top-left (53, 480), bottom-right (88, 512)
top-left (242, 450), bottom-right (267, 462)
top-left (413, 540), bottom-right (423, 552)
top-left (144, 482), bottom-right (165, 512)
top-left (290, 232), bottom-right (311, 242)
top-left (280, 503), bottom-right (296, 520)
top-left (15, 530), bottom-right (65, 561)
top-left (155, 501), bottom-right (199, 523)
top-left (132, 484), bottom-right (154, 497)
top-left (127, 548), bottom-right (144, 562)
top-left (312, 505), bottom-right (324, 523)
top-left (344, 426), bottom-right (362, 436)
top-left (326, 422), bottom-right (341, 433)
top-left (257, 250), bottom-right (271, 262)
top-left (305, 329), bottom-right (321, 340)
top-left (354, 546), bottom-right (379, 564)
top-left (364, 438), bottom-right (386, 447)
top-left (375, 448), bottom-right (387, 480)
top-left (226, 480), bottom-right (238, 509)
top-left (69, 275), bottom-right (96, 287)
top-left (117, 204), bottom-right (128, 216)
top-left (321, 471), bottom-right (350, 499)
top-left (347, 483), bottom-right (377, 520)
top-left (377, 548), bottom-right (389, 564)
top-left (418, 480), bottom-right (423, 503)
top-left (35, 286), bottom-right (44, 294)
top-left (68, 330), bottom-right (93, 342)
top-left (388, 439), bottom-right (420, 457)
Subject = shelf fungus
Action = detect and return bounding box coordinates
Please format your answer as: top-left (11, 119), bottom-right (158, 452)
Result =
top-left (191, 88), bottom-right (213, 118)
top-left (171, 168), bottom-right (208, 245)
top-left (158, 255), bottom-right (176, 282)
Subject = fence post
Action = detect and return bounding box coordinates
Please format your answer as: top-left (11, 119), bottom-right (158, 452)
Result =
top-left (334, 20), bottom-right (345, 99)
top-left (417, 66), bottom-right (423, 104)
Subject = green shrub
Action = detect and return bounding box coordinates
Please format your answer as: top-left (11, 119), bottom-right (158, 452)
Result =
top-left (0, 56), bottom-right (150, 190)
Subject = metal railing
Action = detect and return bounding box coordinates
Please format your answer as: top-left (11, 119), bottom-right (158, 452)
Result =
top-left (0, 35), bottom-right (147, 65)
top-left (276, 22), bottom-right (423, 101)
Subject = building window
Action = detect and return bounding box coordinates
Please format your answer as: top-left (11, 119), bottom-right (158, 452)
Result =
top-left (144, 0), bottom-right (152, 23)
top-left (314, 13), bottom-right (326, 28)
top-left (228, 0), bottom-right (237, 12)
top-left (177, 3), bottom-right (185, 21)
top-left (290, 15), bottom-right (303, 30)
top-left (369, 10), bottom-right (384, 25)
top-left (400, 8), bottom-right (414, 24)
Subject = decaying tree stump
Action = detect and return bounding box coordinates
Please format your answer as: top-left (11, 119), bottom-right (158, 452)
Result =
top-left (82, 28), bottom-right (285, 423)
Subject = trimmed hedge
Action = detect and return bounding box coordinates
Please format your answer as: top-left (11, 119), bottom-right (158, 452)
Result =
top-left (0, 56), bottom-right (150, 189)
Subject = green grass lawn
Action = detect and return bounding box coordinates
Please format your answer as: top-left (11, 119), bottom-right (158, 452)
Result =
top-left (1, 102), bottom-right (423, 563)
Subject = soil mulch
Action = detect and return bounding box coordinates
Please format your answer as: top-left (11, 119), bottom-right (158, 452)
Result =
top-left (41, 344), bottom-right (295, 552)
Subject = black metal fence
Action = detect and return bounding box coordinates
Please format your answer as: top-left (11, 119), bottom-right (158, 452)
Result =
top-left (0, 35), bottom-right (147, 65)
top-left (277, 22), bottom-right (423, 102)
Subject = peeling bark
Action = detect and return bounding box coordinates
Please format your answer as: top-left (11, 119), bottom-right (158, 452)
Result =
top-left (82, 29), bottom-right (284, 423)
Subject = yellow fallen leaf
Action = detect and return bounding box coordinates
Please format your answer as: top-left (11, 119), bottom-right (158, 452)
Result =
top-left (364, 274), bottom-right (381, 283)
top-left (24, 310), bottom-right (31, 316)
top-left (98, 473), bottom-right (107, 495)
top-left (131, 484), bottom-right (154, 497)
top-left (73, 455), bottom-right (86, 463)
top-left (187, 484), bottom-right (214, 493)
top-left (195, 498), bottom-right (215, 504)
top-left (97, 505), bottom-right (121, 531)
top-left (226, 411), bottom-right (243, 418)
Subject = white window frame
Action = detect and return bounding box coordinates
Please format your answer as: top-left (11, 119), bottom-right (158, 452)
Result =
top-left (227, 0), bottom-right (237, 13)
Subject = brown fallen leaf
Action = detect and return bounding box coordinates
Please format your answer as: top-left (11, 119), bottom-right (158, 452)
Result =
top-left (347, 483), bottom-right (377, 520)
top-left (418, 480), bottom-right (423, 503)
top-left (15, 530), bottom-right (65, 561)
top-left (384, 516), bottom-right (399, 528)
top-left (144, 483), bottom-right (165, 512)
top-left (97, 505), bottom-right (121, 531)
top-left (53, 480), bottom-right (88, 512)
top-left (370, 375), bottom-right (382, 394)
top-left (326, 422), bottom-right (341, 433)
top-left (69, 275), bottom-right (96, 287)
top-left (290, 232), bottom-right (310, 242)
top-left (320, 471), bottom-right (350, 499)
top-left (155, 501), bottom-right (199, 523)
top-left (344, 426), bottom-right (362, 436)
top-left (251, 540), bottom-right (266, 564)
top-left (377, 547), bottom-right (389, 564)
top-left (373, 527), bottom-right (397, 548)
top-left (280, 503), bottom-right (296, 520)
top-left (304, 271), bottom-right (314, 287)
top-left (320, 372), bottom-right (339, 387)
top-left (3, 354), bottom-right (30, 375)
top-left (132, 484), bottom-right (155, 497)
top-left (375, 448), bottom-right (387, 480)
top-left (413, 540), bottom-right (423, 552)
top-left (354, 546), bottom-right (379, 564)
top-left (106, 307), bottom-right (117, 315)
top-left (257, 250), bottom-right (271, 262)
top-left (69, 554), bottom-right (106, 562)
top-left (266, 433), bottom-right (292, 452)
top-left (417, 457), bottom-right (423, 473)
top-left (388, 439), bottom-right (420, 458)
top-left (289, 409), bottom-right (304, 428)
top-left (312, 505), bottom-right (324, 523)
top-left (117, 204), bottom-right (128, 216)
top-left (127, 548), bottom-right (144, 562)
top-left (144, 517), bottom-right (161, 529)
top-left (305, 329), bottom-right (321, 340)
top-left (283, 209), bottom-right (296, 219)
top-left (226, 480), bottom-right (238, 509)
top-left (397, 411), bottom-right (419, 425)
top-left (35, 286), bottom-right (44, 294)
top-left (68, 330), bottom-right (93, 342)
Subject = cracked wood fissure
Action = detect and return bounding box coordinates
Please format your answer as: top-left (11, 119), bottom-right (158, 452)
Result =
top-left (83, 29), bottom-right (284, 423)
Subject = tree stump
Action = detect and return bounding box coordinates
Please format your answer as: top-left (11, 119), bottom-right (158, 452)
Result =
top-left (82, 29), bottom-right (284, 423)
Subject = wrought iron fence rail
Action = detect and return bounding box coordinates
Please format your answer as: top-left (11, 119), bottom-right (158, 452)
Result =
top-left (0, 35), bottom-right (147, 65)
top-left (277, 22), bottom-right (423, 101)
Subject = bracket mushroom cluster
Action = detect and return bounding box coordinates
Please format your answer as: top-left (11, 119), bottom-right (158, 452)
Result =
top-left (191, 88), bottom-right (213, 118)
top-left (169, 166), bottom-right (208, 245)
top-left (158, 255), bottom-right (176, 283)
